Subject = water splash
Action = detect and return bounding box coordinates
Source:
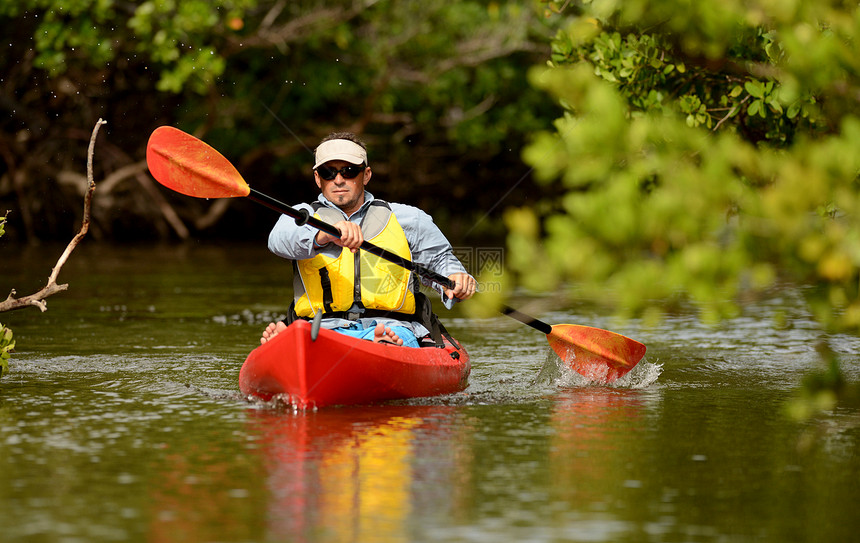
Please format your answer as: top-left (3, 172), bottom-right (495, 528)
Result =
top-left (535, 347), bottom-right (662, 390)
top-left (613, 357), bottom-right (663, 388)
top-left (244, 392), bottom-right (319, 413)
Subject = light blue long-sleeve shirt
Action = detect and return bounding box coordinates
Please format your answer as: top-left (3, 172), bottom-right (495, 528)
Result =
top-left (267, 191), bottom-right (470, 336)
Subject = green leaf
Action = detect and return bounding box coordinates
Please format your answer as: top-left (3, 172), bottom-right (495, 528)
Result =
top-left (0, 323), bottom-right (13, 378)
top-left (787, 102), bottom-right (800, 119)
top-left (745, 81), bottom-right (764, 98)
top-left (748, 99), bottom-right (761, 116)
top-left (768, 99), bottom-right (783, 115)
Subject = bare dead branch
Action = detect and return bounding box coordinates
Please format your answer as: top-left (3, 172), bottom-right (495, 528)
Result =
top-left (134, 170), bottom-right (190, 239)
top-left (227, 8), bottom-right (345, 50)
top-left (193, 198), bottom-right (232, 231)
top-left (259, 0), bottom-right (286, 31)
top-left (0, 119), bottom-right (106, 313)
top-left (226, 0), bottom-right (382, 52)
top-left (388, 39), bottom-right (544, 84)
top-left (713, 95), bottom-right (751, 132)
top-left (97, 160), bottom-right (149, 194)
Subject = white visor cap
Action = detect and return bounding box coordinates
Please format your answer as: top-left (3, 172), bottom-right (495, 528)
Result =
top-left (313, 139), bottom-right (367, 169)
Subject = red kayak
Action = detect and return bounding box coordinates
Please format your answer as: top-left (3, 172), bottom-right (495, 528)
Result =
top-left (239, 319), bottom-right (470, 408)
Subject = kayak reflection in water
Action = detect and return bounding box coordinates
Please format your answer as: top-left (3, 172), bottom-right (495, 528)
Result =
top-left (261, 132), bottom-right (476, 347)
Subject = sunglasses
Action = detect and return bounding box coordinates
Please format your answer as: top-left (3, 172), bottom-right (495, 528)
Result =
top-left (316, 164), bottom-right (366, 181)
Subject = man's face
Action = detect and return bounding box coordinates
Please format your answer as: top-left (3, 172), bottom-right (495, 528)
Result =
top-left (314, 160), bottom-right (371, 215)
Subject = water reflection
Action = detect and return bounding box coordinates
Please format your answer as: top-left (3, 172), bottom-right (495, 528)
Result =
top-left (5, 244), bottom-right (860, 542)
top-left (246, 405), bottom-right (462, 542)
top-left (148, 450), bottom-right (260, 543)
top-left (549, 388), bottom-right (650, 505)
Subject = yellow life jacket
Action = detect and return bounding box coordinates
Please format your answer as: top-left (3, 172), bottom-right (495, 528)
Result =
top-left (293, 201), bottom-right (417, 318)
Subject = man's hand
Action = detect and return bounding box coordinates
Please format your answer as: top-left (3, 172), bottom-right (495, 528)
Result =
top-left (444, 272), bottom-right (477, 301)
top-left (316, 221), bottom-right (363, 253)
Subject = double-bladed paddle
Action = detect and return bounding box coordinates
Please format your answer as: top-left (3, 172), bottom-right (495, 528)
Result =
top-left (145, 126), bottom-right (646, 382)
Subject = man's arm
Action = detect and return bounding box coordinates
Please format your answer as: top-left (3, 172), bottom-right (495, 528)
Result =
top-left (392, 203), bottom-right (477, 303)
top-left (268, 203), bottom-right (333, 260)
top-left (268, 200), bottom-right (365, 261)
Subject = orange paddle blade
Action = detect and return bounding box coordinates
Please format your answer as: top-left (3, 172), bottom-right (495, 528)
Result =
top-left (146, 126), bottom-right (250, 198)
top-left (547, 325), bottom-right (647, 383)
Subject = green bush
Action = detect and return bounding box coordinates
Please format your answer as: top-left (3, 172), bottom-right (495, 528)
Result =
top-left (0, 323), bottom-right (13, 378)
top-left (516, 1), bottom-right (860, 333)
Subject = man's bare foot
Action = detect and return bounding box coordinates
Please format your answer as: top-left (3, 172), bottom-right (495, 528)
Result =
top-left (260, 321), bottom-right (287, 344)
top-left (373, 323), bottom-right (404, 346)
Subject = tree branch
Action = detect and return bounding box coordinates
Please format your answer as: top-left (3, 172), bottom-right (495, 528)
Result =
top-left (712, 95), bottom-right (751, 132)
top-left (0, 119), bottom-right (106, 313)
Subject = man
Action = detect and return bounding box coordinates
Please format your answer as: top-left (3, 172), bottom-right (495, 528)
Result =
top-left (261, 132), bottom-right (477, 346)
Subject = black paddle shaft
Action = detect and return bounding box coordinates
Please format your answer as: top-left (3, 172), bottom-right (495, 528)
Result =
top-left (501, 305), bottom-right (553, 334)
top-left (248, 189), bottom-right (456, 289)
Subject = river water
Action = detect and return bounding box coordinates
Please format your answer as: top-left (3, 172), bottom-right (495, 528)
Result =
top-left (1, 243), bottom-right (858, 542)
